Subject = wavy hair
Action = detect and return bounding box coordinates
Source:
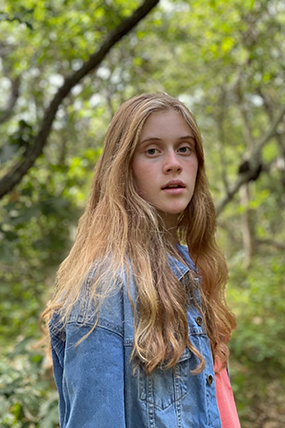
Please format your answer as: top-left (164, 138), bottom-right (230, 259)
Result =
top-left (43, 93), bottom-right (236, 374)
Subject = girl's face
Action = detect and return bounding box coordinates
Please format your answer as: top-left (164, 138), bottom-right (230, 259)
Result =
top-left (132, 110), bottom-right (198, 229)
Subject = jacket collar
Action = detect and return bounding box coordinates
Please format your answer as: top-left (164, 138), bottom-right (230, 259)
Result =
top-left (167, 244), bottom-right (197, 281)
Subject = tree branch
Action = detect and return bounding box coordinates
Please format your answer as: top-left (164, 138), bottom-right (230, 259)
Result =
top-left (216, 91), bottom-right (230, 193)
top-left (236, 79), bottom-right (254, 154)
top-left (216, 104), bottom-right (285, 215)
top-left (0, 77), bottom-right (20, 125)
top-left (255, 238), bottom-right (285, 251)
top-left (257, 87), bottom-right (285, 189)
top-left (0, 0), bottom-right (160, 199)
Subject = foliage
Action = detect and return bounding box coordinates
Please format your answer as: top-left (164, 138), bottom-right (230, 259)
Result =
top-left (0, 7), bottom-right (34, 29)
top-left (227, 253), bottom-right (285, 427)
top-left (0, 338), bottom-right (59, 428)
top-left (0, 0), bottom-right (285, 426)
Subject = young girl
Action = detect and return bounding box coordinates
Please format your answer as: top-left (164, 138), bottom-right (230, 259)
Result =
top-left (45, 93), bottom-right (240, 427)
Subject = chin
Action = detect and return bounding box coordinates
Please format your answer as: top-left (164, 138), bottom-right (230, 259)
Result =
top-left (169, 206), bottom-right (189, 215)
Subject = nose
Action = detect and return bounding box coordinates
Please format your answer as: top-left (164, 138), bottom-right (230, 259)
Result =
top-left (163, 150), bottom-right (182, 174)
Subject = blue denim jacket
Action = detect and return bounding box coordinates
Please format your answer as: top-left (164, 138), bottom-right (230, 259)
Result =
top-left (49, 245), bottom-right (222, 428)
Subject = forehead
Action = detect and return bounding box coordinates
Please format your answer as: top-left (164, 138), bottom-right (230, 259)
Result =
top-left (140, 110), bottom-right (193, 141)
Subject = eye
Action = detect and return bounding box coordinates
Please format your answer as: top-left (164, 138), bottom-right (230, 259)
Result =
top-left (146, 148), bottom-right (159, 155)
top-left (178, 146), bottom-right (191, 154)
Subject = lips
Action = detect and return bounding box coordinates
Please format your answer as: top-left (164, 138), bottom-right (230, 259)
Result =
top-left (162, 180), bottom-right (186, 190)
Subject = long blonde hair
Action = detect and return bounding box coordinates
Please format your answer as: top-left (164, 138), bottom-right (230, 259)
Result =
top-left (43, 93), bottom-right (236, 374)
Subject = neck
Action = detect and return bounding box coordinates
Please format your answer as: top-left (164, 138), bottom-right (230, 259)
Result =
top-left (157, 213), bottom-right (180, 245)
top-left (157, 211), bottom-right (179, 241)
top-left (165, 226), bottom-right (178, 245)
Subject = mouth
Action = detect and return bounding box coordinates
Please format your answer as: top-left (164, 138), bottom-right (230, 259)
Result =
top-left (161, 181), bottom-right (185, 190)
top-left (162, 185), bottom-right (184, 190)
top-left (161, 181), bottom-right (186, 195)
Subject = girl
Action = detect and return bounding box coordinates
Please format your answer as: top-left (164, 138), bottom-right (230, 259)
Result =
top-left (45, 93), bottom-right (240, 427)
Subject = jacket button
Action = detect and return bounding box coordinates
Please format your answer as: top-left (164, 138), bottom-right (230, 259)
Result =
top-left (207, 375), bottom-right (213, 385)
top-left (196, 316), bottom-right (203, 326)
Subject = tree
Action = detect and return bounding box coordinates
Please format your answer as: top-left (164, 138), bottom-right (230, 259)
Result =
top-left (1, 0), bottom-right (285, 426)
top-left (0, 0), bottom-right (159, 198)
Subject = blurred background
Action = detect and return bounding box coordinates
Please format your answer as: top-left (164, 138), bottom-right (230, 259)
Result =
top-left (0, 0), bottom-right (285, 426)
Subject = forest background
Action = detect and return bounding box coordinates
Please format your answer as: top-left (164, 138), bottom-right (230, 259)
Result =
top-left (0, 0), bottom-right (284, 427)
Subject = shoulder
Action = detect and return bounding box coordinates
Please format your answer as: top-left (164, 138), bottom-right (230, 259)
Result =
top-left (49, 261), bottom-right (135, 341)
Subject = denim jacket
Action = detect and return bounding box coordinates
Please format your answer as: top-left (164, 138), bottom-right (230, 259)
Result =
top-left (49, 245), bottom-right (222, 428)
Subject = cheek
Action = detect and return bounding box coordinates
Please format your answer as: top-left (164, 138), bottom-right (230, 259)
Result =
top-left (132, 166), bottom-right (155, 204)
top-left (188, 159), bottom-right (198, 183)
top-left (133, 175), bottom-right (148, 198)
top-left (132, 159), bottom-right (148, 192)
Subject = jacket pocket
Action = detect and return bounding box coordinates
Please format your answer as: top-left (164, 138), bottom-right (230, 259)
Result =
top-left (138, 347), bottom-right (192, 410)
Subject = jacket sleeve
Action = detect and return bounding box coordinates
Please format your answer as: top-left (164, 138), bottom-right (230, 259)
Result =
top-left (50, 321), bottom-right (126, 428)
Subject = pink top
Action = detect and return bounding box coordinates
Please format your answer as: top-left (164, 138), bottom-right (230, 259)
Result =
top-left (214, 361), bottom-right (241, 428)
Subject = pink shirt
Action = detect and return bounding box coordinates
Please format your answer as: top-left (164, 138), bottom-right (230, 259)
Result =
top-left (214, 361), bottom-right (241, 428)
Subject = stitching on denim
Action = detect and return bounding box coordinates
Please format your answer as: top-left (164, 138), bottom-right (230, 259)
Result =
top-left (50, 331), bottom-right (65, 355)
top-left (66, 318), bottom-right (124, 339)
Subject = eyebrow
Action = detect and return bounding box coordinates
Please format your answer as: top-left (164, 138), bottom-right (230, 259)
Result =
top-left (139, 135), bottom-right (195, 145)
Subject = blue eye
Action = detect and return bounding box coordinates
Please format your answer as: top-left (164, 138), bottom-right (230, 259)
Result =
top-left (147, 148), bottom-right (157, 155)
top-left (178, 146), bottom-right (190, 153)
